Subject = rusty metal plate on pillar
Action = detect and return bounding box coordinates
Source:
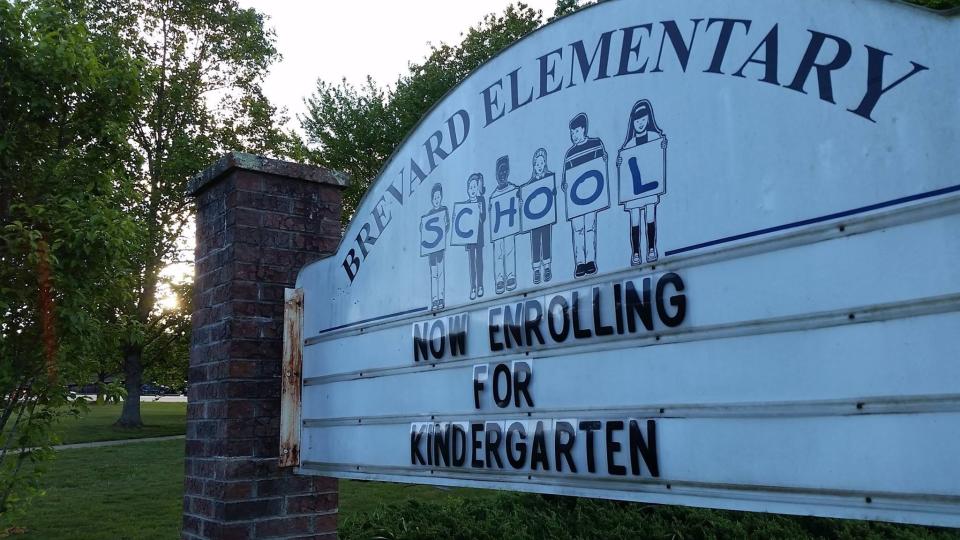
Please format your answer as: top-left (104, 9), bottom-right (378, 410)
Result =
top-left (280, 288), bottom-right (303, 467)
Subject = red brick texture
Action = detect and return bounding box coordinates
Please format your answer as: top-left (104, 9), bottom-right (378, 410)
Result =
top-left (185, 156), bottom-right (345, 539)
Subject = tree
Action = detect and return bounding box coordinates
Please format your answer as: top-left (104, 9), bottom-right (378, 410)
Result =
top-left (84, 0), bottom-right (301, 427)
top-left (911, 0), bottom-right (960, 8)
top-left (0, 0), bottom-right (140, 514)
top-left (302, 3), bottom-right (543, 221)
top-left (550, 0), bottom-right (583, 20)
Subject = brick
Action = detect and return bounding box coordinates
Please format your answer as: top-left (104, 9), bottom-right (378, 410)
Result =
top-left (223, 480), bottom-right (255, 500)
top-left (182, 514), bottom-right (204, 535)
top-left (256, 476), bottom-right (334, 498)
top-left (223, 498), bottom-right (282, 520)
top-left (254, 516), bottom-right (313, 537)
top-left (226, 400), bottom-right (256, 419)
top-left (286, 493), bottom-right (338, 514)
top-left (233, 171), bottom-right (264, 192)
top-left (187, 157), bottom-right (344, 538)
top-left (313, 513), bottom-right (338, 534)
top-left (203, 520), bottom-right (252, 540)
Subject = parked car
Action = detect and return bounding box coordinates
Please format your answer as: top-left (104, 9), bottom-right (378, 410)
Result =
top-left (140, 383), bottom-right (174, 395)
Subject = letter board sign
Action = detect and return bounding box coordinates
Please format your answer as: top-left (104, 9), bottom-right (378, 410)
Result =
top-left (291, 0), bottom-right (960, 528)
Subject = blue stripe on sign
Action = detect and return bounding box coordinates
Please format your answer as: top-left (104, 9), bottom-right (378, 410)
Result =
top-left (316, 184), bottom-right (960, 336)
top-left (316, 305), bottom-right (429, 335)
top-left (665, 184), bottom-right (960, 257)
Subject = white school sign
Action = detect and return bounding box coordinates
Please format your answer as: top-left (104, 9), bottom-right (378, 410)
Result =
top-left (290, 0), bottom-right (960, 527)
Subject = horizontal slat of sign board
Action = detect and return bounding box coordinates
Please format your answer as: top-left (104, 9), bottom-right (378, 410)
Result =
top-left (302, 292), bottom-right (960, 388)
top-left (298, 412), bottom-right (960, 497)
top-left (296, 467), bottom-right (960, 531)
top-left (303, 395), bottom-right (960, 427)
top-left (305, 191), bottom-right (960, 348)
top-left (300, 311), bottom-right (960, 421)
top-left (302, 210), bottom-right (960, 380)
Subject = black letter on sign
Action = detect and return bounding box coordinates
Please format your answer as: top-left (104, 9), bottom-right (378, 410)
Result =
top-left (848, 46), bottom-right (928, 123)
top-left (613, 283), bottom-right (625, 335)
top-left (547, 295), bottom-right (571, 342)
top-left (481, 79), bottom-right (505, 127)
top-left (485, 422), bottom-right (504, 469)
top-left (413, 322), bottom-right (429, 362)
top-left (473, 364), bottom-right (488, 409)
top-left (493, 363), bottom-right (512, 408)
top-left (652, 19), bottom-right (703, 73)
top-left (625, 278), bottom-right (654, 332)
top-left (354, 222), bottom-right (378, 258)
top-left (449, 313), bottom-right (468, 357)
top-left (524, 299), bottom-right (545, 346)
top-left (342, 248), bottom-right (361, 282)
top-left (538, 48), bottom-right (565, 98)
top-left (429, 319), bottom-right (445, 358)
top-left (605, 420), bottom-right (627, 476)
top-left (513, 361), bottom-right (534, 408)
top-left (504, 302), bottom-right (524, 349)
top-left (578, 420), bottom-right (601, 473)
top-left (506, 421), bottom-right (528, 469)
top-left (571, 291), bottom-right (592, 340)
top-left (451, 423), bottom-right (467, 467)
top-left (785, 30), bottom-right (852, 104)
top-left (411, 424), bottom-right (426, 465)
top-left (434, 423), bottom-right (450, 467)
top-left (616, 24), bottom-right (654, 76)
top-left (732, 24), bottom-right (780, 85)
top-left (530, 420), bottom-right (550, 471)
top-left (629, 419), bottom-right (660, 477)
top-left (593, 286), bottom-right (614, 336)
top-left (704, 18), bottom-right (751, 75)
top-left (656, 272), bottom-right (686, 327)
top-left (489, 307), bottom-right (504, 352)
top-left (555, 421), bottom-right (577, 473)
top-left (470, 422), bottom-right (484, 468)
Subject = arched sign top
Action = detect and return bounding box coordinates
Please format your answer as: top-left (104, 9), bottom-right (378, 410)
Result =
top-left (299, 0), bottom-right (957, 333)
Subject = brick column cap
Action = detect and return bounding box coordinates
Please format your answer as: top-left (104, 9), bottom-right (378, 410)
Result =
top-left (188, 151), bottom-right (349, 197)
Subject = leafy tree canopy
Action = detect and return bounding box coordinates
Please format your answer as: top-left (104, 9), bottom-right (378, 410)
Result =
top-left (302, 3), bottom-right (543, 221)
top-left (0, 0), bottom-right (141, 514)
top-left (83, 0), bottom-right (302, 427)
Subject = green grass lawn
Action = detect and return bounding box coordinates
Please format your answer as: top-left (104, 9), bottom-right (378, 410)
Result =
top-left (339, 479), bottom-right (498, 517)
top-left (4, 402), bottom-right (958, 539)
top-left (53, 401), bottom-right (186, 445)
top-left (3, 438), bottom-right (958, 540)
top-left (0, 439), bottom-right (184, 539)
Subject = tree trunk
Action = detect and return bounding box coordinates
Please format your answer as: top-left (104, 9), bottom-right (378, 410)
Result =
top-left (95, 371), bottom-right (106, 405)
top-left (116, 254), bottom-right (160, 428)
top-left (116, 347), bottom-right (143, 427)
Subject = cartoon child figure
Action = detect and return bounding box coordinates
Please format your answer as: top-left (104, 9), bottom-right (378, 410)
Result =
top-left (424, 183), bottom-right (449, 309)
top-left (561, 113), bottom-right (608, 277)
top-left (490, 155), bottom-right (519, 294)
top-left (616, 99), bottom-right (668, 264)
top-left (522, 148), bottom-right (554, 284)
top-left (465, 172), bottom-right (487, 300)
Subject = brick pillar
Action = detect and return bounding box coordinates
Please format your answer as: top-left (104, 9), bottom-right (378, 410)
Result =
top-left (184, 152), bottom-right (347, 539)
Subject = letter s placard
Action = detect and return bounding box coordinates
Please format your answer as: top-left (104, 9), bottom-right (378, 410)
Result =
top-left (420, 213), bottom-right (446, 256)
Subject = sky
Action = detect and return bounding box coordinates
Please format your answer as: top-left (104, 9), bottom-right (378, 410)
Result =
top-left (237, 0), bottom-right (557, 131)
top-left (159, 1), bottom-right (560, 306)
